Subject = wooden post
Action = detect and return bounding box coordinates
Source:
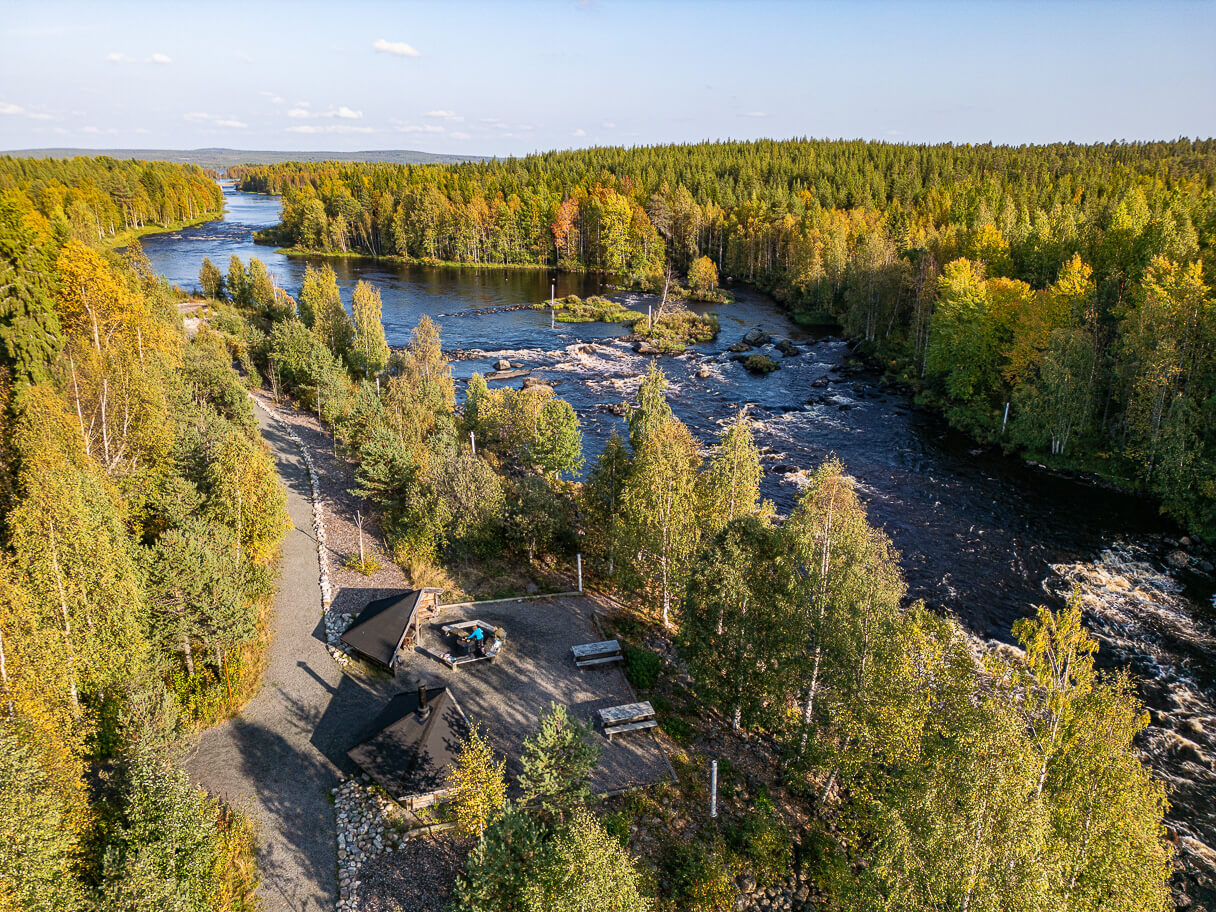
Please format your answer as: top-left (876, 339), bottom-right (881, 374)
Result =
top-left (577, 553), bottom-right (583, 592)
top-left (710, 760), bottom-right (718, 818)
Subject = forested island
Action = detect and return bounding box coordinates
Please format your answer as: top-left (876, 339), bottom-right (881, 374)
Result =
top-left (235, 139), bottom-right (1216, 537)
top-left (0, 146), bottom-right (1208, 912)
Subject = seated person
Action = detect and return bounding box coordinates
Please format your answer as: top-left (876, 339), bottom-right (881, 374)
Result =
top-left (461, 625), bottom-right (486, 655)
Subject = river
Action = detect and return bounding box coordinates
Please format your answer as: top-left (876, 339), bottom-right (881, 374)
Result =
top-left (139, 182), bottom-right (1216, 887)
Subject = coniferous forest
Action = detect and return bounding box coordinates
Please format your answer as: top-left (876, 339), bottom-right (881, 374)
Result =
top-left (233, 139), bottom-right (1216, 535)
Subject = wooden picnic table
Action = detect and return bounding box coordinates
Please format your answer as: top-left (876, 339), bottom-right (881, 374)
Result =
top-left (572, 639), bottom-right (623, 668)
top-left (598, 701), bottom-right (657, 739)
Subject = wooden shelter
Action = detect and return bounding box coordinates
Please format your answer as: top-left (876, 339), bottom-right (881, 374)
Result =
top-left (347, 685), bottom-right (471, 810)
top-left (339, 588), bottom-right (442, 669)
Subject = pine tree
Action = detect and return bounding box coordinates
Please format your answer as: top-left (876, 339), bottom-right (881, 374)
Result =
top-left (519, 704), bottom-right (599, 826)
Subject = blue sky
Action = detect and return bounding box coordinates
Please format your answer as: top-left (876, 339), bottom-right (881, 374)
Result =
top-left (1, 0), bottom-right (1213, 155)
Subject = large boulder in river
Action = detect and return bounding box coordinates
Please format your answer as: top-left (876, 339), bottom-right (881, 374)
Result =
top-left (743, 327), bottom-right (772, 346)
top-left (494, 358), bottom-right (512, 371)
top-left (521, 377), bottom-right (554, 392)
top-left (632, 340), bottom-right (661, 355)
top-left (776, 339), bottom-right (800, 357)
top-left (728, 341), bottom-right (751, 353)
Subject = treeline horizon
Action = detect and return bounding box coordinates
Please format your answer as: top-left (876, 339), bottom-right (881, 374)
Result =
top-left (231, 137), bottom-right (1215, 536)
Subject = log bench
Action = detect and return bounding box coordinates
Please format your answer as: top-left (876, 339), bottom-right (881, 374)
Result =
top-left (598, 701), bottom-right (657, 739)
top-left (572, 639), bottom-right (623, 668)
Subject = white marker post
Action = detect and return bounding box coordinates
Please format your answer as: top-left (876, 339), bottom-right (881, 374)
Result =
top-left (576, 553), bottom-right (583, 592)
top-left (710, 760), bottom-right (718, 819)
top-left (470, 431), bottom-right (476, 455)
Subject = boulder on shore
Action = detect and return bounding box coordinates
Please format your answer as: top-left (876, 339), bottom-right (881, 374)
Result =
top-left (494, 358), bottom-right (512, 371)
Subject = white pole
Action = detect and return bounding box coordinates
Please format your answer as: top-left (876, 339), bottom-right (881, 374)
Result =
top-left (648, 305), bottom-right (652, 329)
top-left (577, 553), bottom-right (583, 592)
top-left (1002, 401), bottom-right (1010, 434)
top-left (470, 431), bottom-right (476, 455)
top-left (710, 760), bottom-right (718, 818)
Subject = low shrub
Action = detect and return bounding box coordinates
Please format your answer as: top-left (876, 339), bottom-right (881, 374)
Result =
top-left (663, 841), bottom-right (737, 912)
top-left (623, 645), bottom-right (663, 691)
top-left (724, 791), bottom-right (793, 886)
top-left (344, 553), bottom-right (381, 575)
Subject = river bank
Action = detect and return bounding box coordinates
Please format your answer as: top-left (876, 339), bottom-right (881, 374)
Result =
top-left (107, 208), bottom-right (223, 251)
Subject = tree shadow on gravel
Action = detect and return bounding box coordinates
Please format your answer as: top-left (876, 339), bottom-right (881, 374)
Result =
top-left (224, 716), bottom-right (340, 912)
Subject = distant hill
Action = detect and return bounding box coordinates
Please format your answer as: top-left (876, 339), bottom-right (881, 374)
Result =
top-left (1, 147), bottom-right (486, 169)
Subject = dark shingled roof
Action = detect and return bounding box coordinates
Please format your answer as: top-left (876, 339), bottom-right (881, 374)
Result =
top-left (347, 687), bottom-right (471, 800)
top-left (339, 589), bottom-right (424, 668)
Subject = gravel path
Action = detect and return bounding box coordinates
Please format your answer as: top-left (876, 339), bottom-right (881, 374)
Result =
top-left (185, 404), bottom-right (392, 912)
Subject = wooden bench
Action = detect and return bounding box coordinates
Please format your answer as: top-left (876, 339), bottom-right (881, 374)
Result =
top-left (572, 640), bottom-right (623, 668)
top-left (598, 701), bottom-right (657, 739)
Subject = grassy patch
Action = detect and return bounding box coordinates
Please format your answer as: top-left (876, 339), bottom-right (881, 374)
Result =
top-left (537, 294), bottom-right (638, 323)
top-left (634, 311), bottom-right (720, 351)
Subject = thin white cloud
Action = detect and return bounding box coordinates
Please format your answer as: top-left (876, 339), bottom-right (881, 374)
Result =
top-left (373, 38), bottom-right (420, 58)
top-left (148, 53), bottom-right (172, 65)
top-left (186, 112), bottom-right (248, 129)
top-left (602, 121), bottom-right (616, 128)
top-left (395, 123), bottom-right (445, 134)
top-left (105, 52), bottom-right (134, 63)
top-left (572, 128), bottom-right (586, 137)
top-left (425, 110), bottom-right (463, 121)
top-left (740, 111), bottom-right (767, 118)
top-left (82, 126), bottom-right (101, 134)
top-left (286, 124), bottom-right (375, 134)
top-left (0, 101), bottom-right (52, 120)
top-left (289, 105), bottom-right (363, 120)
top-left (449, 131), bottom-right (471, 140)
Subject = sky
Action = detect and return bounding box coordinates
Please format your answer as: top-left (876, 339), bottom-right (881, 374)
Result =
top-left (1, 0), bottom-right (1214, 156)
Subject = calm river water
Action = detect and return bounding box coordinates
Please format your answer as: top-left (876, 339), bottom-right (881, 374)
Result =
top-left (140, 182), bottom-right (1216, 867)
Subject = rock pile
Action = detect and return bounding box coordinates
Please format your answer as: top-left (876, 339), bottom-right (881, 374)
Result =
top-left (333, 777), bottom-right (405, 911)
top-left (251, 397), bottom-right (354, 667)
top-left (734, 868), bottom-right (824, 912)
